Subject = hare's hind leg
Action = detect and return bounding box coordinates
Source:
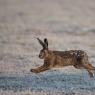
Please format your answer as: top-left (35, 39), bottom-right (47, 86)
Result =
top-left (30, 65), bottom-right (49, 73)
top-left (87, 63), bottom-right (95, 70)
top-left (78, 55), bottom-right (95, 77)
top-left (82, 63), bottom-right (95, 70)
top-left (86, 69), bottom-right (94, 78)
top-left (82, 63), bottom-right (94, 78)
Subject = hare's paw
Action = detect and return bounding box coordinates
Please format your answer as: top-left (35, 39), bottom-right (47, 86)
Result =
top-left (30, 69), bottom-right (39, 73)
top-left (89, 72), bottom-right (94, 78)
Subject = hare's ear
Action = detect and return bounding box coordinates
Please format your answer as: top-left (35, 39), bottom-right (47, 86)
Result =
top-left (44, 38), bottom-right (48, 49)
top-left (37, 38), bottom-right (45, 48)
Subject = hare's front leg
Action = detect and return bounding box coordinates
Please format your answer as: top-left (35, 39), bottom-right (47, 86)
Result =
top-left (30, 65), bottom-right (49, 73)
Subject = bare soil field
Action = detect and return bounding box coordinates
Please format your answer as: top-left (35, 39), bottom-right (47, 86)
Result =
top-left (0, 0), bottom-right (95, 95)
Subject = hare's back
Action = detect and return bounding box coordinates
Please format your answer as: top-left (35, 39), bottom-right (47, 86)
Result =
top-left (53, 50), bottom-right (87, 58)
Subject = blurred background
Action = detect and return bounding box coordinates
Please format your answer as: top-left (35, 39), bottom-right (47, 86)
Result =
top-left (0, 0), bottom-right (95, 94)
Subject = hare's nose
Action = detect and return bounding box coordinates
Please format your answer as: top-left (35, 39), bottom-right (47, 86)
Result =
top-left (39, 54), bottom-right (42, 58)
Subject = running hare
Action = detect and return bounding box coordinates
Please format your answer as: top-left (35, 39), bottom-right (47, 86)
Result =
top-left (31, 38), bottom-right (95, 77)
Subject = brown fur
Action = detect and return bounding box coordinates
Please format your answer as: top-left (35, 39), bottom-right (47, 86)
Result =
top-left (31, 38), bottom-right (95, 78)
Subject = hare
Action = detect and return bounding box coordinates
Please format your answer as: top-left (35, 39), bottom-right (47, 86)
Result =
top-left (30, 38), bottom-right (95, 78)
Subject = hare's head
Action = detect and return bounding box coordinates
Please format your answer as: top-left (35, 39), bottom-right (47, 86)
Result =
top-left (37, 38), bottom-right (49, 59)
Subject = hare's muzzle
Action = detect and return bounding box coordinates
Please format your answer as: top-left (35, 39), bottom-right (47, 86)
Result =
top-left (39, 54), bottom-right (43, 59)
